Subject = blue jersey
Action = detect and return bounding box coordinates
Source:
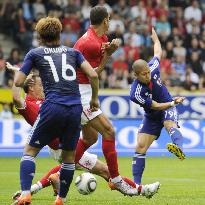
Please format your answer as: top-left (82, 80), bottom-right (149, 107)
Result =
top-left (130, 56), bottom-right (173, 117)
top-left (20, 46), bottom-right (85, 106)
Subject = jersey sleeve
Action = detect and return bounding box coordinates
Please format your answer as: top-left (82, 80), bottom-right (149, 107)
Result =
top-left (75, 50), bottom-right (85, 67)
top-left (73, 39), bottom-right (85, 54)
top-left (20, 50), bottom-right (35, 76)
top-left (148, 56), bottom-right (160, 76)
top-left (130, 84), bottom-right (152, 109)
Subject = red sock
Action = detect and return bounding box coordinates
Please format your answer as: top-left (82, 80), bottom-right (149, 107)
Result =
top-left (75, 138), bottom-right (91, 163)
top-left (122, 176), bottom-right (136, 188)
top-left (102, 138), bottom-right (119, 178)
top-left (39, 165), bottom-right (61, 188)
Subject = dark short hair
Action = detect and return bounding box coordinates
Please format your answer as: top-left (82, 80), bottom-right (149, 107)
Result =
top-left (90, 6), bottom-right (108, 25)
top-left (23, 74), bottom-right (39, 93)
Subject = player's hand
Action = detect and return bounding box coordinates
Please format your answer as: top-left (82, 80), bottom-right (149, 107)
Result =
top-left (26, 74), bottom-right (35, 86)
top-left (174, 97), bottom-right (185, 104)
top-left (151, 28), bottom-right (159, 43)
top-left (6, 62), bottom-right (20, 72)
top-left (90, 98), bottom-right (99, 112)
top-left (104, 38), bottom-right (120, 56)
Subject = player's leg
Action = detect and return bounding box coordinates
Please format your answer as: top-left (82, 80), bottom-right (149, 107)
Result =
top-left (12, 164), bottom-right (61, 201)
top-left (75, 124), bottom-right (98, 163)
top-left (13, 103), bottom-right (64, 205)
top-left (132, 116), bottom-right (161, 185)
top-left (162, 107), bottom-right (185, 160)
top-left (88, 113), bottom-right (140, 196)
top-left (54, 104), bottom-right (82, 205)
top-left (11, 144), bottom-right (41, 205)
top-left (133, 133), bottom-right (156, 184)
top-left (88, 113), bottom-right (118, 178)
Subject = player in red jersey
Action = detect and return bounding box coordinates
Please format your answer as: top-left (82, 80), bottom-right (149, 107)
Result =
top-left (73, 6), bottom-right (160, 196)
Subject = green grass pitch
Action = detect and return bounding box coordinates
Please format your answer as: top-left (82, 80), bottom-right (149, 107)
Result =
top-left (1, 157), bottom-right (205, 205)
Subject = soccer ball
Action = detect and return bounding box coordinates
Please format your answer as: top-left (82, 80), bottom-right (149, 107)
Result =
top-left (75, 172), bottom-right (97, 195)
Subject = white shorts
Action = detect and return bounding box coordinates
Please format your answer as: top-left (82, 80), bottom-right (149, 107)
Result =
top-left (79, 84), bottom-right (102, 125)
top-left (78, 151), bottom-right (98, 170)
top-left (48, 147), bottom-right (97, 170)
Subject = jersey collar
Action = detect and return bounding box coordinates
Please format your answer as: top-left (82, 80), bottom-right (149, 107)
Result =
top-left (89, 26), bottom-right (104, 40)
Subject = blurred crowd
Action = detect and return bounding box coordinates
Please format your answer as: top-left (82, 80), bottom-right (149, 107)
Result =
top-left (0, 0), bottom-right (205, 91)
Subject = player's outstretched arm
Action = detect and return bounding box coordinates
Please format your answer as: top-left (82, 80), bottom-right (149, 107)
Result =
top-left (80, 60), bottom-right (99, 111)
top-left (151, 97), bottom-right (185, 110)
top-left (151, 28), bottom-right (162, 60)
top-left (6, 62), bottom-right (25, 108)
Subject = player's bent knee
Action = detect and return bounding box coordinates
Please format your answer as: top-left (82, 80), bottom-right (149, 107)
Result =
top-left (136, 144), bottom-right (148, 154)
top-left (23, 144), bottom-right (40, 157)
top-left (83, 137), bottom-right (98, 146)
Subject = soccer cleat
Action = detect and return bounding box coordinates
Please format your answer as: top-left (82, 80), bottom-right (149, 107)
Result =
top-left (141, 181), bottom-right (160, 199)
top-left (108, 176), bottom-right (136, 190)
top-left (49, 173), bottom-right (60, 196)
top-left (11, 193), bottom-right (31, 205)
top-left (108, 178), bottom-right (138, 196)
top-left (12, 190), bottom-right (21, 200)
top-left (167, 143), bottom-right (185, 160)
top-left (53, 196), bottom-right (64, 205)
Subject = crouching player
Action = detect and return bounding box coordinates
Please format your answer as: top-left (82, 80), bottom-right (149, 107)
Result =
top-left (130, 28), bottom-right (186, 186)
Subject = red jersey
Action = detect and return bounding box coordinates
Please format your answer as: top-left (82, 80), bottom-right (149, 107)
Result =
top-left (74, 27), bottom-right (108, 84)
top-left (18, 95), bottom-right (59, 150)
top-left (18, 95), bottom-right (43, 126)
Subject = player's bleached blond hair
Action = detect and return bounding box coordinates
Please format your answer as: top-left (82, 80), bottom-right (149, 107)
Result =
top-left (35, 16), bottom-right (62, 45)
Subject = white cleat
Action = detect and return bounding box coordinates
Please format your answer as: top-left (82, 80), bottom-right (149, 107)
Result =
top-left (112, 179), bottom-right (139, 196)
top-left (141, 181), bottom-right (160, 199)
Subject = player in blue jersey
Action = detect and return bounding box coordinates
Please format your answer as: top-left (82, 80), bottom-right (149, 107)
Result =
top-left (12, 17), bottom-right (99, 205)
top-left (130, 28), bottom-right (186, 185)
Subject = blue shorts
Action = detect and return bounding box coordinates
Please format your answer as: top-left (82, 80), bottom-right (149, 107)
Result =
top-left (138, 107), bottom-right (179, 139)
top-left (28, 101), bottom-right (83, 151)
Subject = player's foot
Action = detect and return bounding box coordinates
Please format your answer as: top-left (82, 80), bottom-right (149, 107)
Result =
top-left (140, 181), bottom-right (160, 199)
top-left (108, 178), bottom-right (138, 196)
top-left (108, 177), bottom-right (136, 190)
top-left (12, 185), bottom-right (40, 201)
top-left (167, 143), bottom-right (185, 160)
top-left (11, 193), bottom-right (31, 205)
top-left (12, 190), bottom-right (21, 200)
top-left (53, 196), bottom-right (64, 205)
top-left (49, 173), bottom-right (60, 196)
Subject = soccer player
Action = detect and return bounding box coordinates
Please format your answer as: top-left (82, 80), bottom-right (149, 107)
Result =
top-left (73, 6), bottom-right (160, 196)
top-left (8, 71), bottom-right (109, 202)
top-left (12, 17), bottom-right (99, 205)
top-left (130, 28), bottom-right (186, 185)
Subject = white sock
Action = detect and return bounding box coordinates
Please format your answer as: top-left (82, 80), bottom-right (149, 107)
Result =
top-left (30, 182), bottom-right (42, 194)
top-left (21, 190), bottom-right (30, 197)
top-left (110, 175), bottom-right (122, 183)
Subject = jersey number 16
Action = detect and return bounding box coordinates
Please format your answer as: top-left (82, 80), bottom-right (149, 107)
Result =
top-left (44, 53), bottom-right (76, 82)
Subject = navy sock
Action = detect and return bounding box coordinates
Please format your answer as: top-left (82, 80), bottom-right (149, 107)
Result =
top-left (20, 155), bottom-right (36, 191)
top-left (169, 127), bottom-right (183, 149)
top-left (59, 163), bottom-right (75, 198)
top-left (132, 152), bottom-right (146, 184)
